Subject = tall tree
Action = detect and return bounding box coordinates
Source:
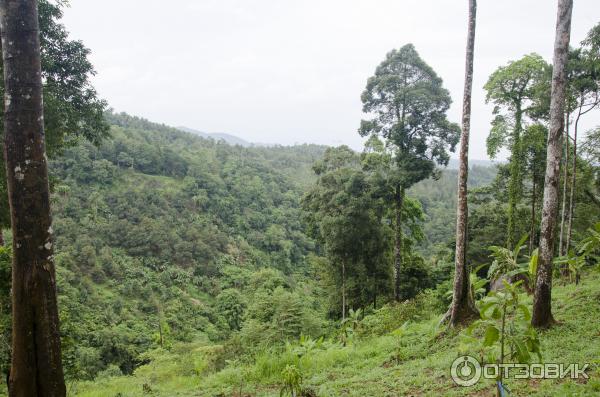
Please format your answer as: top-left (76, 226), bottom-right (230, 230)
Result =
top-left (359, 44), bottom-right (460, 301)
top-left (0, 0), bottom-right (109, 233)
top-left (449, 0), bottom-right (479, 326)
top-left (563, 26), bottom-right (600, 253)
top-left (485, 54), bottom-right (551, 248)
top-left (303, 146), bottom-right (392, 319)
top-left (1, 0), bottom-right (66, 395)
top-left (532, 0), bottom-right (573, 329)
top-left (558, 113), bottom-right (570, 255)
top-left (523, 124), bottom-right (548, 254)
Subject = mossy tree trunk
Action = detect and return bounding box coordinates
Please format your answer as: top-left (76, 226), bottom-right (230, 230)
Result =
top-left (393, 185), bottom-right (404, 302)
top-left (506, 105), bottom-right (523, 249)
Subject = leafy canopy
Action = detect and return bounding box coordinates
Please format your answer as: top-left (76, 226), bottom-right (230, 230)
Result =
top-left (0, 0), bottom-right (109, 228)
top-left (359, 44), bottom-right (459, 187)
top-left (484, 54), bottom-right (551, 158)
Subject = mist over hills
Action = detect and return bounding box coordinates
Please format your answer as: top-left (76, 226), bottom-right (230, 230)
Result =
top-left (176, 126), bottom-right (253, 147)
top-left (177, 125), bottom-right (497, 169)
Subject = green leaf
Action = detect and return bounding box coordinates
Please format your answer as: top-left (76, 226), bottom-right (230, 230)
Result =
top-left (517, 304), bottom-right (532, 321)
top-left (483, 325), bottom-right (500, 346)
top-left (513, 339), bottom-right (531, 363)
top-left (514, 234), bottom-right (529, 258)
top-left (491, 307), bottom-right (502, 320)
top-left (529, 248), bottom-right (539, 277)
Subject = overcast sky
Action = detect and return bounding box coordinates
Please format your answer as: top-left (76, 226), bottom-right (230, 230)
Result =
top-left (62, 0), bottom-right (600, 160)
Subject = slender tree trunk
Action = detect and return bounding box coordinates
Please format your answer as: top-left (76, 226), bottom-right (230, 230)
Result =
top-left (532, 0), bottom-right (572, 329)
top-left (559, 114), bottom-right (569, 255)
top-left (565, 100), bottom-right (583, 253)
top-left (393, 185), bottom-right (405, 302)
top-left (450, 0), bottom-right (478, 326)
top-left (373, 292), bottom-right (377, 310)
top-left (497, 303), bottom-right (507, 397)
top-left (529, 176), bottom-right (536, 255)
top-left (1, 1), bottom-right (66, 395)
top-left (506, 107), bottom-right (523, 248)
top-left (341, 260), bottom-right (346, 321)
top-left (158, 320), bottom-right (164, 348)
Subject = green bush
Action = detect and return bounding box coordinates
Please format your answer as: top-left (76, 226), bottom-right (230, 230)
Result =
top-left (357, 290), bottom-right (446, 338)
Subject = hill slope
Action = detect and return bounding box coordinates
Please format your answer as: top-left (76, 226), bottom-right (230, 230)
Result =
top-left (0, 112), bottom-right (500, 394)
top-left (74, 271), bottom-right (600, 396)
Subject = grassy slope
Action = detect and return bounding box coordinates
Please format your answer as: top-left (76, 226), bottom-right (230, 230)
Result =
top-left (75, 272), bottom-right (600, 397)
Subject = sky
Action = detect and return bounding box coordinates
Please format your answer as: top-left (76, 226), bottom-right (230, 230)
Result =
top-left (62, 0), bottom-right (600, 160)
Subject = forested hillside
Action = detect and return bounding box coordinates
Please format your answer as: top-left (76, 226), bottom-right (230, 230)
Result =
top-left (3, 108), bottom-right (598, 395)
top-left (38, 113), bottom-right (328, 380)
top-left (0, 112), bottom-right (497, 384)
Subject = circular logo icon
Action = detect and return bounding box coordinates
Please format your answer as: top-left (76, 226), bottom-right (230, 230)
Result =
top-left (451, 355), bottom-right (481, 386)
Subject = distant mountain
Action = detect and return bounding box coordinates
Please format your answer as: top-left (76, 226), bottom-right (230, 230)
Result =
top-left (177, 126), bottom-right (252, 147)
top-left (176, 127), bottom-right (503, 163)
top-left (446, 158), bottom-right (498, 169)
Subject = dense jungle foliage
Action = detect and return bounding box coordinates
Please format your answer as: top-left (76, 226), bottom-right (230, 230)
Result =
top-left (0, 112), bottom-right (499, 384)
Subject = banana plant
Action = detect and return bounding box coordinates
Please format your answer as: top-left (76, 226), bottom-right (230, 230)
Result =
top-left (554, 249), bottom-right (587, 284)
top-left (340, 308), bottom-right (362, 345)
top-left (286, 334), bottom-right (324, 358)
top-left (549, 222), bottom-right (600, 284)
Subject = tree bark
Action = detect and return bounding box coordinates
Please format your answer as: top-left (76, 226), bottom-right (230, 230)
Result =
top-left (393, 185), bottom-right (405, 302)
top-left (532, 0), bottom-right (572, 329)
top-left (450, 0), bottom-right (479, 326)
top-left (559, 114), bottom-right (569, 255)
top-left (0, 0), bottom-right (66, 395)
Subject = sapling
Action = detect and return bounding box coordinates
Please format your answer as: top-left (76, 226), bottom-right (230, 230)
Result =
top-left (279, 365), bottom-right (302, 397)
top-left (461, 280), bottom-right (541, 397)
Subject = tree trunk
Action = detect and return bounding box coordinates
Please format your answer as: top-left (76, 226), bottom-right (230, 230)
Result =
top-left (341, 260), bottom-right (346, 321)
top-left (393, 185), bottom-right (405, 302)
top-left (506, 106), bottom-right (523, 249)
top-left (529, 176), bottom-right (536, 254)
top-left (158, 320), bottom-right (164, 348)
top-left (565, 99), bottom-right (583, 254)
top-left (532, 0), bottom-right (572, 329)
top-left (373, 292), bottom-right (377, 310)
top-left (559, 115), bottom-right (569, 255)
top-left (450, 0), bottom-right (479, 327)
top-left (0, 0), bottom-right (66, 395)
